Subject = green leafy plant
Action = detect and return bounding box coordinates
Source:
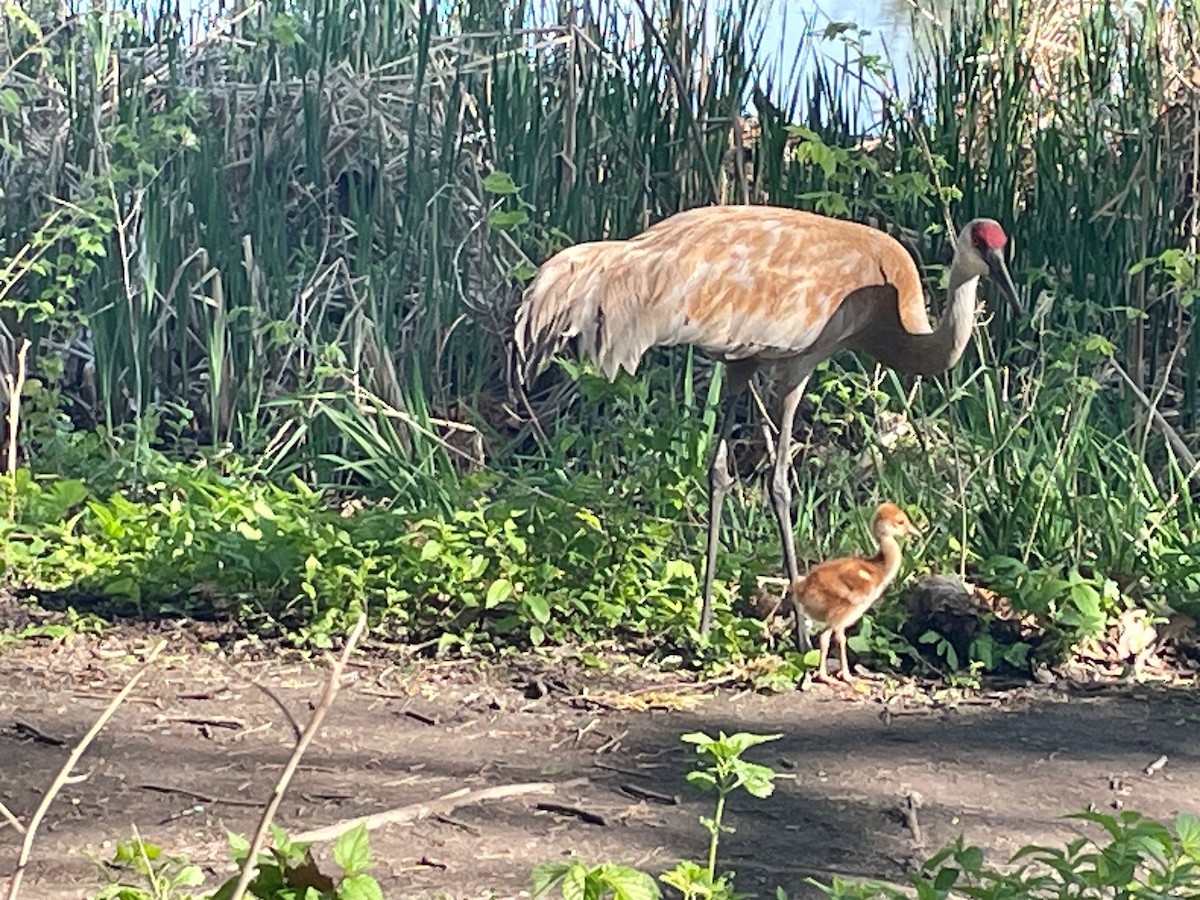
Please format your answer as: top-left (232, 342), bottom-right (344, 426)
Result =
top-left (212, 823), bottom-right (382, 900)
top-left (531, 860), bottom-right (661, 900)
top-left (91, 831), bottom-right (205, 899)
top-left (812, 810), bottom-right (1200, 899)
top-left (660, 731), bottom-right (781, 900)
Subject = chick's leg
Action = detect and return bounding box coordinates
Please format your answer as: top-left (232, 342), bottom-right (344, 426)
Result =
top-left (811, 628), bottom-right (834, 684)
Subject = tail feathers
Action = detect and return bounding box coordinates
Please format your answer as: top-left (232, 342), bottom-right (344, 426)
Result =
top-left (513, 241), bottom-right (655, 384)
top-left (512, 245), bottom-right (592, 384)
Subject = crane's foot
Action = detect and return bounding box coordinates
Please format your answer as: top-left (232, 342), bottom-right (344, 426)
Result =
top-left (810, 669), bottom-right (837, 686)
top-left (834, 669), bottom-right (857, 685)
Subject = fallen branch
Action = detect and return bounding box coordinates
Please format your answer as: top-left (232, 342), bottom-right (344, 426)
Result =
top-left (153, 714), bottom-right (245, 731)
top-left (0, 801), bottom-right (24, 835)
top-left (225, 611), bottom-right (366, 900)
top-left (6, 640), bottom-right (166, 900)
top-left (138, 782), bottom-right (263, 808)
top-left (618, 783), bottom-right (678, 806)
top-left (291, 781), bottom-right (561, 843)
top-left (10, 721), bottom-right (64, 747)
top-left (535, 801), bottom-right (608, 826)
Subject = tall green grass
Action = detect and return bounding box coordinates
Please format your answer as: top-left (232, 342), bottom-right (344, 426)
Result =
top-left (3, 0), bottom-right (1199, 641)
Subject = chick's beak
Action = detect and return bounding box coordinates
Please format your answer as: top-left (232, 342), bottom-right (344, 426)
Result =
top-left (987, 248), bottom-right (1022, 317)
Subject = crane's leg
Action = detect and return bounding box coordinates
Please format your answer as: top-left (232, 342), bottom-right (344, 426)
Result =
top-left (699, 361), bottom-right (755, 635)
top-left (812, 628), bottom-right (833, 684)
top-left (835, 628), bottom-right (853, 683)
top-left (768, 365), bottom-right (815, 652)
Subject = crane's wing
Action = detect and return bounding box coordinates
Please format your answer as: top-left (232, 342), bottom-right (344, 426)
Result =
top-left (513, 205), bottom-right (931, 382)
top-left (793, 557), bottom-right (888, 625)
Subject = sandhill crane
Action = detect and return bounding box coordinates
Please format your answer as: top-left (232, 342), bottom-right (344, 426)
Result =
top-left (512, 204), bottom-right (1019, 650)
top-left (789, 501), bottom-right (920, 684)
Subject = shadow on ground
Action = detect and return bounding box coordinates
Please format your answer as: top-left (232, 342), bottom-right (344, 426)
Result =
top-left (1, 627), bottom-right (1197, 899)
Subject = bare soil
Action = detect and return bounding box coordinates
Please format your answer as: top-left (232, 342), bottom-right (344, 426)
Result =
top-left (1, 616), bottom-right (1199, 899)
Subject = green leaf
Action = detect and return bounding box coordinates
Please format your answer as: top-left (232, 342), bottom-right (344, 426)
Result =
top-left (956, 845), bottom-right (984, 872)
top-left (1176, 813), bottom-right (1200, 855)
top-left (488, 209), bottom-right (529, 229)
top-left (225, 830), bottom-right (251, 861)
top-left (338, 873), bottom-right (384, 900)
top-left (600, 863), bottom-right (661, 900)
top-left (738, 762), bottom-right (779, 798)
top-left (104, 577), bottom-right (140, 601)
top-left (482, 171), bottom-right (520, 194)
top-left (51, 478), bottom-right (90, 510)
top-left (531, 861), bottom-right (573, 897)
top-left (173, 865), bottom-right (205, 887)
top-left (561, 863), bottom-right (588, 900)
top-left (0, 87), bottom-right (20, 114)
top-left (932, 866), bottom-right (959, 891)
top-left (333, 823), bottom-right (371, 875)
top-left (485, 577), bottom-right (514, 608)
top-left (523, 594), bottom-right (551, 624)
top-left (235, 521), bottom-right (263, 540)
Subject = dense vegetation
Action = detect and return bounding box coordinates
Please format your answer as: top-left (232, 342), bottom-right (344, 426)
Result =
top-left (2, 0), bottom-right (1198, 672)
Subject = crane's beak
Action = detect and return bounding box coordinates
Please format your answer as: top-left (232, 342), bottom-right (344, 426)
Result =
top-left (986, 249), bottom-right (1022, 317)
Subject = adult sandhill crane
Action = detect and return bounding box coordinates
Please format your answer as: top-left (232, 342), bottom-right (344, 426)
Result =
top-left (512, 204), bottom-right (1019, 650)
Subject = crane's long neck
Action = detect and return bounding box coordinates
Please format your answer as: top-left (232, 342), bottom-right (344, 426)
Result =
top-left (857, 257), bottom-right (981, 377)
top-left (870, 534), bottom-right (904, 591)
top-left (931, 265), bottom-right (982, 371)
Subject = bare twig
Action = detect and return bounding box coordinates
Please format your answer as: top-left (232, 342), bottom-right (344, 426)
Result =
top-left (10, 721), bottom-right (64, 747)
top-left (212, 656), bottom-right (303, 742)
top-left (1106, 357), bottom-right (1199, 475)
top-left (535, 801), bottom-right (608, 826)
top-left (225, 612), bottom-right (367, 900)
top-left (153, 714), bottom-right (245, 730)
top-left (0, 801), bottom-right (25, 835)
top-left (432, 813), bottom-right (481, 836)
top-left (618, 783), bottom-right (678, 806)
top-left (900, 791), bottom-right (925, 848)
top-left (6, 640), bottom-right (166, 900)
top-left (137, 783), bottom-right (263, 808)
top-left (291, 781), bottom-right (561, 844)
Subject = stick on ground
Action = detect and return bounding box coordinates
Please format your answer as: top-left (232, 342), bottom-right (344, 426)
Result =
top-left (292, 782), bottom-right (562, 844)
top-left (225, 611), bottom-right (367, 900)
top-left (0, 801), bottom-right (25, 835)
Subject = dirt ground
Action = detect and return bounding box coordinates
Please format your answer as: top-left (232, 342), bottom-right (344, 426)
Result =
top-left (1, 616), bottom-right (1199, 900)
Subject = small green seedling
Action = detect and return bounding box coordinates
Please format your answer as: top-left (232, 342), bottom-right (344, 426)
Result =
top-left (661, 730), bottom-right (782, 900)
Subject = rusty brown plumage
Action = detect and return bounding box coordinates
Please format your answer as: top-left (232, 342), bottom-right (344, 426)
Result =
top-left (512, 204), bottom-right (1019, 648)
top-left (514, 206), bottom-right (932, 382)
top-left (790, 502), bottom-right (921, 685)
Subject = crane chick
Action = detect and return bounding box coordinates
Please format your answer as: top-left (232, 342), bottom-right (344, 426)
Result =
top-left (790, 502), bottom-right (920, 685)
